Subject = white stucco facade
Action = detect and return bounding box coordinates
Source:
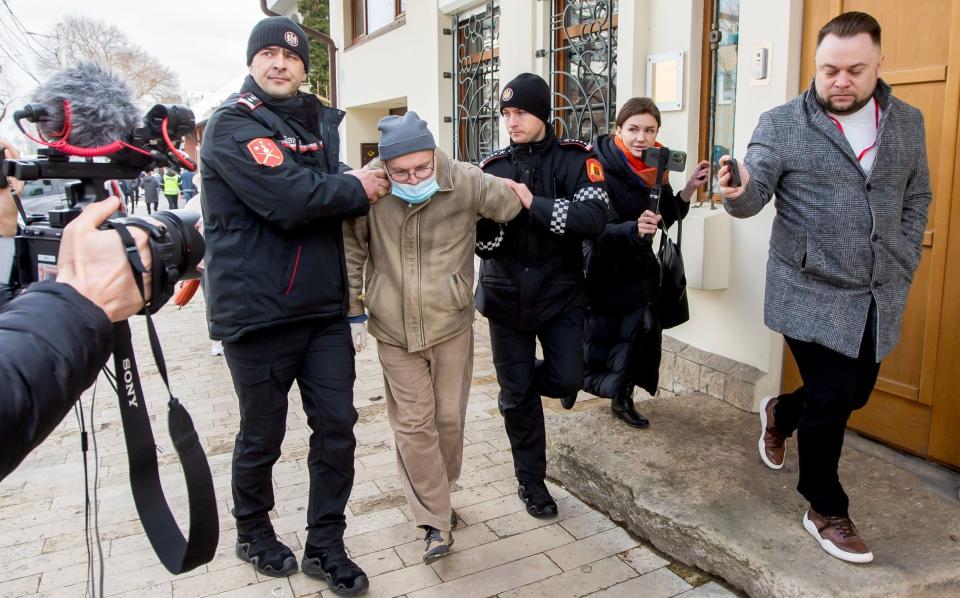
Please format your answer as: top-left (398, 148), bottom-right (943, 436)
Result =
top-left (329, 0), bottom-right (807, 409)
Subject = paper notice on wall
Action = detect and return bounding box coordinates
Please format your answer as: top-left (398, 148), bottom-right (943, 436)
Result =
top-left (653, 60), bottom-right (678, 105)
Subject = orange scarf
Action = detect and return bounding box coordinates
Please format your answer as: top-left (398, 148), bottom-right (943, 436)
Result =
top-left (614, 135), bottom-right (670, 188)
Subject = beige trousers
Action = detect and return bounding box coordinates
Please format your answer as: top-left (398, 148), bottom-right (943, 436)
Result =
top-left (377, 327), bottom-right (474, 531)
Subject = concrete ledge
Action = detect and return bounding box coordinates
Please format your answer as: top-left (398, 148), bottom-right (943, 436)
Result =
top-left (545, 395), bottom-right (960, 597)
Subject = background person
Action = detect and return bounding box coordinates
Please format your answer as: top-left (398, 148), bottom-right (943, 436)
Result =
top-left (719, 11), bottom-right (931, 564)
top-left (141, 169), bottom-right (162, 214)
top-left (584, 97), bottom-right (709, 428)
top-left (162, 167), bottom-right (181, 209)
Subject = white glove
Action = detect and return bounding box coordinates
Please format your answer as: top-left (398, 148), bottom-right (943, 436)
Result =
top-left (350, 321), bottom-right (367, 352)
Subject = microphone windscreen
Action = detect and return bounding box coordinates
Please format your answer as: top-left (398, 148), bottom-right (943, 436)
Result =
top-left (31, 62), bottom-right (140, 148)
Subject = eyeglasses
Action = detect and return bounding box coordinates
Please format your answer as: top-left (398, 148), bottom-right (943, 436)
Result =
top-left (386, 162), bottom-right (434, 183)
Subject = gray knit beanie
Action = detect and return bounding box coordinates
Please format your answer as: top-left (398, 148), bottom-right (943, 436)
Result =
top-left (377, 111), bottom-right (436, 161)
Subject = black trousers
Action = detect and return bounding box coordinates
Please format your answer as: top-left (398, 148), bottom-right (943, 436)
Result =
top-left (164, 193), bottom-right (179, 210)
top-left (775, 313), bottom-right (880, 517)
top-left (488, 307), bottom-right (584, 483)
top-left (224, 317), bottom-right (357, 548)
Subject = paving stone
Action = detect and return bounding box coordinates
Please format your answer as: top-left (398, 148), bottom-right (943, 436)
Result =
top-left (545, 526), bottom-right (639, 571)
top-left (1, 292), bottom-right (705, 598)
top-left (409, 554), bottom-right (560, 598)
top-left (501, 555), bottom-right (638, 598)
top-left (619, 546), bottom-right (670, 575)
top-left (586, 567), bottom-right (693, 597)
top-left (559, 510), bottom-right (618, 539)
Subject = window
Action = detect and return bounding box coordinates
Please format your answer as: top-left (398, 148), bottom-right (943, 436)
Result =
top-left (698, 0), bottom-right (740, 201)
top-left (351, 0), bottom-right (405, 42)
top-left (453, 2), bottom-right (500, 163)
top-left (550, 0), bottom-right (618, 141)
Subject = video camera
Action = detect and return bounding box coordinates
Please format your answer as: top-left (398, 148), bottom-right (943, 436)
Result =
top-left (0, 63), bottom-right (218, 578)
top-left (1, 103), bottom-right (204, 311)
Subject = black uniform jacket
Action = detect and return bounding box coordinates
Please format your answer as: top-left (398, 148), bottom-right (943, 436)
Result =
top-left (475, 129), bottom-right (609, 330)
top-left (200, 77), bottom-right (369, 341)
top-left (0, 282), bottom-right (113, 480)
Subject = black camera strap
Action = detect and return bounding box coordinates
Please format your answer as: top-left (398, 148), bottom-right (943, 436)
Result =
top-left (107, 222), bottom-right (218, 574)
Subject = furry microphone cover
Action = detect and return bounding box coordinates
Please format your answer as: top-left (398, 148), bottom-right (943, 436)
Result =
top-left (31, 62), bottom-right (140, 148)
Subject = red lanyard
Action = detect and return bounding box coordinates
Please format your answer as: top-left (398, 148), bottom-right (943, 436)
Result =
top-left (828, 100), bottom-right (880, 162)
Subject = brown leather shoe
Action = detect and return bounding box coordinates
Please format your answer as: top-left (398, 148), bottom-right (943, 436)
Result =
top-left (803, 509), bottom-right (874, 564)
top-left (759, 396), bottom-right (787, 470)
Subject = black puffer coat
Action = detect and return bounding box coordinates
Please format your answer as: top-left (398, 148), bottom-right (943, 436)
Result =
top-left (582, 134), bottom-right (689, 398)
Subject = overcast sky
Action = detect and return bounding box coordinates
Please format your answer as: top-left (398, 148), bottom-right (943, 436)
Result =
top-left (0, 0), bottom-right (274, 141)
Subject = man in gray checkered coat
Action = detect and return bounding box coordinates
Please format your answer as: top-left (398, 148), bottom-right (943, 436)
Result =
top-left (719, 12), bottom-right (931, 564)
top-left (474, 73), bottom-right (609, 519)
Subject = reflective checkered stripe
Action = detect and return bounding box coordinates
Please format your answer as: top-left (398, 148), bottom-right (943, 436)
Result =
top-left (573, 185), bottom-right (610, 206)
top-left (548, 186), bottom-right (609, 235)
top-left (476, 223), bottom-right (506, 251)
top-left (549, 200), bottom-right (571, 235)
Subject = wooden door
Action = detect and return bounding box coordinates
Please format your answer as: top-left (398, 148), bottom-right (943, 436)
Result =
top-left (783, 0), bottom-right (960, 469)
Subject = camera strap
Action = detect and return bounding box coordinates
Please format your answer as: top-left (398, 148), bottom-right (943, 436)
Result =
top-left (108, 222), bottom-right (218, 574)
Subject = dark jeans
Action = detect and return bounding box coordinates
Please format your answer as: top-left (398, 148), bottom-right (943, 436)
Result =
top-left (224, 318), bottom-right (357, 548)
top-left (776, 313), bottom-right (881, 517)
top-left (165, 193), bottom-right (178, 210)
top-left (488, 307), bottom-right (584, 483)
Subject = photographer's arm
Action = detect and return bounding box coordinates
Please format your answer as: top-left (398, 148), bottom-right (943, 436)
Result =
top-left (0, 197), bottom-right (151, 481)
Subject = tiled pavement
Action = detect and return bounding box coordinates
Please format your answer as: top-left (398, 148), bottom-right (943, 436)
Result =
top-left (0, 290), bottom-right (736, 598)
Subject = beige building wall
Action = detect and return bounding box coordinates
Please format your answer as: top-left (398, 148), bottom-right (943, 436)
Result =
top-left (331, 0), bottom-right (807, 408)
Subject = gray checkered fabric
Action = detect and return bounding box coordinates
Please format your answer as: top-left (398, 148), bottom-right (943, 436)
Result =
top-left (725, 80), bottom-right (931, 360)
top-left (549, 199), bottom-right (571, 235)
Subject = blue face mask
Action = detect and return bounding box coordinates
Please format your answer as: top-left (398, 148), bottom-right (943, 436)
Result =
top-left (391, 177), bottom-right (439, 204)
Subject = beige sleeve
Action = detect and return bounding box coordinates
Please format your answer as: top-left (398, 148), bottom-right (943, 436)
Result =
top-left (475, 169), bottom-right (523, 223)
top-left (342, 215), bottom-right (369, 317)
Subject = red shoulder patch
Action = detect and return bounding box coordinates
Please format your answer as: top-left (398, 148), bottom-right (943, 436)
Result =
top-left (586, 158), bottom-right (605, 183)
top-left (246, 138), bottom-right (284, 167)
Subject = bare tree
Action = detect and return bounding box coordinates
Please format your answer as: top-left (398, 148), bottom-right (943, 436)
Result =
top-left (39, 16), bottom-right (180, 103)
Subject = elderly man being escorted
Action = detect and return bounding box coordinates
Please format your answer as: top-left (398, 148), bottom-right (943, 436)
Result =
top-left (719, 11), bottom-right (931, 564)
top-left (344, 111), bottom-right (523, 564)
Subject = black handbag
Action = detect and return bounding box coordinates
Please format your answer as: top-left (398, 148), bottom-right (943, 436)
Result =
top-left (655, 205), bottom-right (689, 329)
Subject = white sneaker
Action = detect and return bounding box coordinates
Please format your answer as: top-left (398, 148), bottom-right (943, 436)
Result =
top-left (211, 340), bottom-right (223, 356)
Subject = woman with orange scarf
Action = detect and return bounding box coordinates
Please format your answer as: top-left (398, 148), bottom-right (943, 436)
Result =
top-left (583, 98), bottom-right (709, 427)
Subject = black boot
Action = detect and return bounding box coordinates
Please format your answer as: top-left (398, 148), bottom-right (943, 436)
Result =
top-left (518, 480), bottom-right (558, 518)
top-left (612, 389), bottom-right (649, 428)
top-left (301, 544), bottom-right (369, 596)
top-left (235, 532), bottom-right (298, 577)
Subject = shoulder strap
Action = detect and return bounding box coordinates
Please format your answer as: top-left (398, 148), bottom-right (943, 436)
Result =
top-left (479, 148), bottom-right (511, 169)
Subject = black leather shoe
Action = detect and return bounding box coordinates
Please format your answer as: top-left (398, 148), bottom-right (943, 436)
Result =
top-left (235, 532), bottom-right (298, 577)
top-left (518, 481), bottom-right (558, 518)
top-left (560, 394), bottom-right (577, 410)
top-left (302, 544), bottom-right (369, 596)
top-left (612, 392), bottom-right (649, 428)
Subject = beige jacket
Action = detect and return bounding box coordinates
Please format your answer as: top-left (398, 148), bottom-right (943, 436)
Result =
top-left (344, 149), bottom-right (521, 352)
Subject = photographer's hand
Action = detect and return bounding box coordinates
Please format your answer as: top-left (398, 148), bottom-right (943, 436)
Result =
top-left (55, 197), bottom-right (152, 322)
top-left (0, 139), bottom-right (23, 237)
top-left (680, 160), bottom-right (710, 202)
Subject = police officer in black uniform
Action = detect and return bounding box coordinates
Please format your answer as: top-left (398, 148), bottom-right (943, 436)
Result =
top-left (476, 73), bottom-right (609, 518)
top-left (200, 16), bottom-right (389, 595)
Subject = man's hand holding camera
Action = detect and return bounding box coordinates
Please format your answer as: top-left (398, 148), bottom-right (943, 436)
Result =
top-left (55, 196), bottom-right (152, 321)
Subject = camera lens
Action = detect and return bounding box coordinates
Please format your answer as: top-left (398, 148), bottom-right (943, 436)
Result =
top-left (151, 209), bottom-right (204, 284)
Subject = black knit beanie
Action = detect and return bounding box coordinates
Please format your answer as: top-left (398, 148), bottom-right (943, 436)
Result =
top-left (246, 17), bottom-right (310, 71)
top-left (499, 73), bottom-right (551, 125)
